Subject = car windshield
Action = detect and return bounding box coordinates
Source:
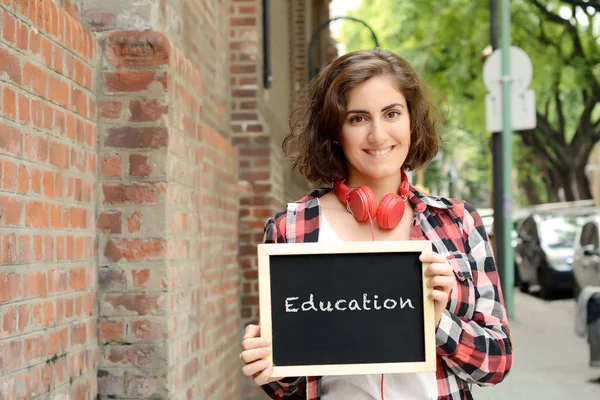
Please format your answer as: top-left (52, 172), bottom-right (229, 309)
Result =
top-left (539, 215), bottom-right (587, 249)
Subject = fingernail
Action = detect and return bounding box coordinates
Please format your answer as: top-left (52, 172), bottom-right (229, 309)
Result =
top-left (266, 338), bottom-right (272, 345)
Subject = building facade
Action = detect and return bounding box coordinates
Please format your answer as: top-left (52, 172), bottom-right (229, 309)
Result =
top-left (0, 0), bottom-right (331, 399)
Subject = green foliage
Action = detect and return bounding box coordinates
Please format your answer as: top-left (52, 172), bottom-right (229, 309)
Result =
top-left (339, 0), bottom-right (600, 204)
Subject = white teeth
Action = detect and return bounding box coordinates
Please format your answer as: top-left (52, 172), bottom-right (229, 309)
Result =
top-left (366, 147), bottom-right (393, 156)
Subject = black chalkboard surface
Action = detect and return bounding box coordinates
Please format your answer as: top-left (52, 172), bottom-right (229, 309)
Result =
top-left (257, 240), bottom-right (436, 378)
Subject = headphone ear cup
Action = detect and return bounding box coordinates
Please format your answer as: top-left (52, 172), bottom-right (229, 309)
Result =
top-left (347, 186), bottom-right (377, 222)
top-left (376, 194), bottom-right (406, 230)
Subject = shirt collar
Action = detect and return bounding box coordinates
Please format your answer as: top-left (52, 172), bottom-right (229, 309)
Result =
top-left (408, 184), bottom-right (454, 213)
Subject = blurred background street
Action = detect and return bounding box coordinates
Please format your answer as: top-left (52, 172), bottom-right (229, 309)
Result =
top-left (474, 291), bottom-right (600, 400)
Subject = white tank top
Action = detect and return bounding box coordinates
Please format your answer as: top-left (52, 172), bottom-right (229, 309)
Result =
top-left (318, 213), bottom-right (438, 400)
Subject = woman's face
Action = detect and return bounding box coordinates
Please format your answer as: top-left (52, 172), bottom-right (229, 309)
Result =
top-left (339, 74), bottom-right (411, 184)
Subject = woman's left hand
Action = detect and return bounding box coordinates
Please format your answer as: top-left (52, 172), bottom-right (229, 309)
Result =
top-left (420, 251), bottom-right (455, 328)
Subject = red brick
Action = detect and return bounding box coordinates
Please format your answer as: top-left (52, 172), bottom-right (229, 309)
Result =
top-left (48, 76), bottom-right (70, 108)
top-left (30, 168), bottom-right (42, 194)
top-left (129, 99), bottom-right (168, 122)
top-left (127, 211), bottom-right (142, 233)
top-left (24, 134), bottom-right (48, 162)
top-left (123, 182), bottom-right (167, 204)
top-left (41, 37), bottom-right (52, 67)
top-left (18, 234), bottom-right (30, 263)
top-left (29, 30), bottom-right (41, 54)
top-left (48, 269), bottom-right (67, 294)
top-left (44, 236), bottom-right (54, 261)
top-left (104, 71), bottom-right (159, 93)
top-left (17, 164), bottom-right (29, 194)
top-left (2, 306), bottom-right (17, 335)
top-left (99, 320), bottom-right (125, 341)
top-left (100, 155), bottom-right (121, 177)
top-left (0, 196), bottom-right (23, 225)
top-left (33, 235), bottom-right (43, 260)
top-left (25, 201), bottom-right (49, 228)
top-left (98, 211), bottom-right (122, 234)
top-left (105, 239), bottom-right (167, 262)
top-left (69, 268), bottom-right (86, 291)
top-left (107, 31), bottom-right (170, 67)
top-left (43, 301), bottom-right (54, 326)
top-left (231, 17), bottom-right (256, 26)
top-left (18, 93), bottom-right (30, 123)
top-left (71, 322), bottom-right (87, 346)
top-left (23, 62), bottom-right (48, 97)
top-left (129, 154), bottom-right (151, 176)
top-left (16, 20), bottom-right (28, 50)
top-left (18, 304), bottom-right (29, 332)
top-left (43, 170), bottom-right (54, 198)
top-left (0, 273), bottom-right (21, 302)
top-left (69, 207), bottom-right (86, 229)
top-left (23, 272), bottom-right (47, 298)
top-left (71, 87), bottom-right (87, 116)
top-left (31, 98), bottom-right (43, 128)
top-left (98, 100), bottom-right (122, 119)
top-left (132, 319), bottom-right (166, 341)
top-left (54, 47), bottom-right (64, 74)
top-left (103, 293), bottom-right (166, 315)
top-left (2, 159), bottom-right (17, 190)
top-left (2, 9), bottom-right (15, 43)
top-left (42, 103), bottom-right (53, 131)
top-left (2, 87), bottom-right (17, 119)
top-left (49, 141), bottom-right (69, 169)
top-left (105, 127), bottom-right (168, 149)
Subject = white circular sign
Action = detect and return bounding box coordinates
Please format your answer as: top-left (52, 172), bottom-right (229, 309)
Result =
top-left (483, 46), bottom-right (533, 94)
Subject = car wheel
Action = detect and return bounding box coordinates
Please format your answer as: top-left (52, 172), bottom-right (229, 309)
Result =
top-left (538, 268), bottom-right (554, 300)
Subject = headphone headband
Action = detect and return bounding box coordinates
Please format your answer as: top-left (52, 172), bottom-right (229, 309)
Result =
top-left (334, 170), bottom-right (409, 200)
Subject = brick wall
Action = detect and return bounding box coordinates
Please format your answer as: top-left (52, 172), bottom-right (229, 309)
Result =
top-left (93, 20), bottom-right (240, 400)
top-left (167, 45), bottom-right (240, 399)
top-left (95, 30), bottom-right (171, 398)
top-left (1, 0), bottom-right (327, 398)
top-left (0, 0), bottom-right (99, 398)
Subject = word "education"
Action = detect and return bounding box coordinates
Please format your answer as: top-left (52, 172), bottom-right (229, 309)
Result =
top-left (284, 293), bottom-right (415, 313)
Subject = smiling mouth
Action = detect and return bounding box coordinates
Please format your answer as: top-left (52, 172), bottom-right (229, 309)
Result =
top-left (364, 145), bottom-right (395, 157)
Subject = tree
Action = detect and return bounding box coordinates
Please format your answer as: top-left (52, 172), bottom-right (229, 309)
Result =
top-left (339, 0), bottom-right (600, 203)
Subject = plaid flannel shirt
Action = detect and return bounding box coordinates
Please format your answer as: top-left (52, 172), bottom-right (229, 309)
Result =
top-left (260, 185), bottom-right (513, 400)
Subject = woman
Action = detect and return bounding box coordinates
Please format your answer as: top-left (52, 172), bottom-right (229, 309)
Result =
top-left (240, 49), bottom-right (512, 400)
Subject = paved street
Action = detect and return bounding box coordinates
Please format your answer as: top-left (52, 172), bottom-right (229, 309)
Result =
top-left (473, 291), bottom-right (600, 399)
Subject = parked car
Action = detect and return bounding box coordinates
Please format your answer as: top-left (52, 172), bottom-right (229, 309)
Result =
top-left (572, 211), bottom-right (600, 298)
top-left (514, 207), bottom-right (596, 299)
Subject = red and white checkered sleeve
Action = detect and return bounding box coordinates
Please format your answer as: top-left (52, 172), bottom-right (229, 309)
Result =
top-left (435, 201), bottom-right (513, 386)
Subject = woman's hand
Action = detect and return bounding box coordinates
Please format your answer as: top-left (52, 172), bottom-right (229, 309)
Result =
top-left (240, 324), bottom-right (277, 386)
top-left (420, 252), bottom-right (455, 328)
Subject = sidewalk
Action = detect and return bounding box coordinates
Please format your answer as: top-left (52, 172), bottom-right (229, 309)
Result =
top-left (473, 291), bottom-right (600, 399)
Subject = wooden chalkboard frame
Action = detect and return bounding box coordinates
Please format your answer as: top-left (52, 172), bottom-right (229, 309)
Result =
top-left (257, 240), bottom-right (436, 378)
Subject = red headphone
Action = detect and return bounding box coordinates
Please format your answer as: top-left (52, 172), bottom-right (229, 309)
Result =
top-left (333, 170), bottom-right (410, 230)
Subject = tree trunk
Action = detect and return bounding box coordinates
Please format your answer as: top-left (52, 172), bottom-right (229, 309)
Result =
top-left (520, 175), bottom-right (542, 205)
top-left (543, 168), bottom-right (561, 203)
top-left (575, 163), bottom-right (593, 199)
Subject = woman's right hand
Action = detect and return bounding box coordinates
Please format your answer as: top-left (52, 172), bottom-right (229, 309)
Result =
top-left (241, 324), bottom-right (276, 386)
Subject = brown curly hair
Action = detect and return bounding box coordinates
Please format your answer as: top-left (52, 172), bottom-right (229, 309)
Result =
top-left (283, 49), bottom-right (442, 184)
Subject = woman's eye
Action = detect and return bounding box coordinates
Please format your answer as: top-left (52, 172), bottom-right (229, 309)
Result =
top-left (350, 116), bottom-right (365, 123)
top-left (387, 111), bottom-right (400, 119)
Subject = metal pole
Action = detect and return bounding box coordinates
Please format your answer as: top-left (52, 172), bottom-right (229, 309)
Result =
top-left (489, 0), bottom-right (506, 301)
top-left (501, 0), bottom-right (514, 318)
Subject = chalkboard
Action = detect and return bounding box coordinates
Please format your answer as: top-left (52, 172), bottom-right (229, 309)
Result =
top-left (257, 240), bottom-right (436, 378)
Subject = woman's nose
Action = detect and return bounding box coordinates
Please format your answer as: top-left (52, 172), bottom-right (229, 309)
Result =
top-left (368, 119), bottom-right (386, 143)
